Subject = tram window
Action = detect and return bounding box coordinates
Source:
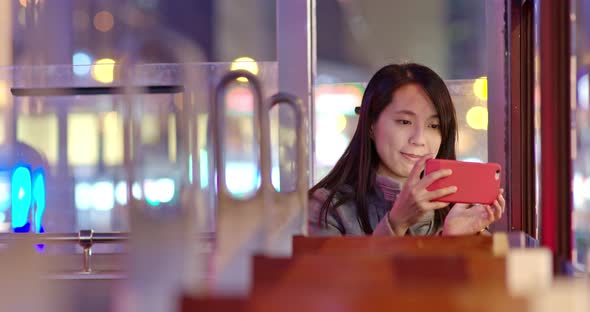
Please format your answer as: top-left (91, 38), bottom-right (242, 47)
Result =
top-left (68, 113), bottom-right (99, 167)
top-left (313, 79), bottom-right (488, 183)
top-left (102, 111), bottom-right (124, 166)
top-left (314, 1), bottom-right (490, 182)
top-left (572, 0), bottom-right (590, 271)
top-left (17, 114), bottom-right (58, 165)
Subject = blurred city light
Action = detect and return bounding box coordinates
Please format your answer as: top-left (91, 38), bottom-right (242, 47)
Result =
top-left (231, 57), bottom-right (259, 82)
top-left (19, 0), bottom-right (40, 8)
top-left (75, 183), bottom-right (93, 211)
top-left (92, 58), bottom-right (116, 84)
top-left (199, 149), bottom-right (209, 188)
top-left (0, 177), bottom-right (9, 212)
top-left (94, 10), bottom-right (114, 32)
top-left (227, 86), bottom-right (254, 114)
top-left (32, 169), bottom-right (45, 233)
top-left (144, 178), bottom-right (175, 205)
top-left (93, 182), bottom-right (114, 211)
top-left (473, 77), bottom-right (488, 100)
top-left (316, 84), bottom-right (363, 115)
top-left (72, 52), bottom-right (92, 76)
top-left (315, 132), bottom-right (349, 166)
top-left (11, 166), bottom-right (31, 229)
top-left (0, 79), bottom-right (9, 108)
top-left (225, 162), bottom-right (259, 197)
top-left (577, 73), bottom-right (589, 110)
top-left (466, 106), bottom-right (488, 130)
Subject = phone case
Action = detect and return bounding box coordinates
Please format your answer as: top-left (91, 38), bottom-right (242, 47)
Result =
top-left (424, 159), bottom-right (501, 205)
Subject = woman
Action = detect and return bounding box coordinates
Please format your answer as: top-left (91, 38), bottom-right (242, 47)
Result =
top-left (309, 63), bottom-right (504, 236)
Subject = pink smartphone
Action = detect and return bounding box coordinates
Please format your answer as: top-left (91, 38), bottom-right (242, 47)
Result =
top-left (424, 159), bottom-right (501, 205)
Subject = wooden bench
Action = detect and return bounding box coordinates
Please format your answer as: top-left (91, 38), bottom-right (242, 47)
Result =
top-left (251, 253), bottom-right (506, 292)
top-left (292, 234), bottom-right (509, 256)
top-left (181, 286), bottom-right (528, 312)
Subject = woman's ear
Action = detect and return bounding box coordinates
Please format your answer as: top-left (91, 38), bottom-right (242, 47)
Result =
top-left (369, 125), bottom-right (375, 139)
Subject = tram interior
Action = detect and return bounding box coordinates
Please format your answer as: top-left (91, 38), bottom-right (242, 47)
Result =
top-left (0, 0), bottom-right (588, 311)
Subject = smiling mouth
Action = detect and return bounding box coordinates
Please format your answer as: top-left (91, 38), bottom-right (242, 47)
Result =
top-left (401, 152), bottom-right (423, 161)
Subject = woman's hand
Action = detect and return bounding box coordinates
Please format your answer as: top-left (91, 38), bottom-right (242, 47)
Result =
top-left (442, 190), bottom-right (505, 236)
top-left (388, 155), bottom-right (458, 236)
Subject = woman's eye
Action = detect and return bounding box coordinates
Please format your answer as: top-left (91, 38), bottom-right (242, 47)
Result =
top-left (396, 120), bottom-right (411, 125)
top-left (430, 124), bottom-right (440, 129)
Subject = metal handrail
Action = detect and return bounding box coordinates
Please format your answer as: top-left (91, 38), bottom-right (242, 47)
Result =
top-left (0, 231), bottom-right (128, 244)
top-left (0, 230), bottom-right (127, 274)
top-left (0, 230), bottom-right (215, 275)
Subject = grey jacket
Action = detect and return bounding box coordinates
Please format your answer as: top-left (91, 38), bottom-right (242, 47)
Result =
top-left (309, 175), bottom-right (442, 236)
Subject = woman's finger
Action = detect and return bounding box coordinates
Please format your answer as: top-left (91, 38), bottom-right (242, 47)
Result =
top-left (407, 154), bottom-right (434, 185)
top-left (422, 185), bottom-right (457, 202)
top-left (418, 168), bottom-right (453, 190)
top-left (497, 193), bottom-right (506, 214)
top-left (483, 205), bottom-right (494, 222)
top-left (491, 200), bottom-right (502, 219)
top-left (423, 201), bottom-right (449, 211)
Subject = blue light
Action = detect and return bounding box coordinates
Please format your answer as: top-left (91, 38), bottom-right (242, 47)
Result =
top-left (200, 149), bottom-right (208, 188)
top-left (11, 166), bottom-right (31, 229)
top-left (32, 169), bottom-right (46, 234)
top-left (72, 52), bottom-right (92, 76)
top-left (0, 174), bottom-right (10, 212)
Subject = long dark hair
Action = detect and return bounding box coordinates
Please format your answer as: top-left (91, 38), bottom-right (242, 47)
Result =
top-left (309, 63), bottom-right (458, 234)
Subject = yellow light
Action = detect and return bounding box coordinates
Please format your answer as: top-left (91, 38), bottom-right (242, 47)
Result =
top-left (92, 58), bottom-right (116, 84)
top-left (17, 115), bottom-right (58, 165)
top-left (335, 115), bottom-right (347, 133)
top-left (102, 112), bottom-right (123, 166)
top-left (140, 114), bottom-right (160, 144)
top-left (466, 106), bottom-right (488, 130)
top-left (94, 11), bottom-right (114, 32)
top-left (68, 113), bottom-right (99, 166)
top-left (230, 57), bottom-right (259, 82)
top-left (473, 77), bottom-right (488, 100)
top-left (0, 80), bottom-right (9, 108)
top-left (19, 0), bottom-right (40, 8)
top-left (168, 115), bottom-right (176, 162)
top-left (197, 114), bottom-right (208, 149)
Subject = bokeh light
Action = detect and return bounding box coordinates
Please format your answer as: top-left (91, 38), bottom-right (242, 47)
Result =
top-left (473, 77), bottom-right (488, 100)
top-left (94, 10), bottom-right (114, 32)
top-left (231, 57), bottom-right (259, 82)
top-left (19, 0), bottom-right (40, 8)
top-left (92, 58), bottom-right (116, 83)
top-left (466, 106), bottom-right (488, 130)
top-left (72, 52), bottom-right (92, 76)
top-left (577, 73), bottom-right (589, 110)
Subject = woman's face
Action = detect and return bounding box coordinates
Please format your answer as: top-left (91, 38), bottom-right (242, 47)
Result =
top-left (372, 83), bottom-right (442, 184)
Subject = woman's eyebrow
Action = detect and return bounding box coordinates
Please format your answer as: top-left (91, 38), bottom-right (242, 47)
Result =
top-left (392, 109), bottom-right (416, 116)
top-left (393, 110), bottom-right (439, 119)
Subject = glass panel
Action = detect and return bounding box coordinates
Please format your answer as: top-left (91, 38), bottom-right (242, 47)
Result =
top-left (17, 114), bottom-right (58, 165)
top-left (316, 0), bottom-right (487, 83)
top-left (315, 0), bottom-right (492, 182)
top-left (0, 62), bottom-right (278, 236)
top-left (314, 79), bottom-right (489, 183)
top-left (571, 0), bottom-right (590, 272)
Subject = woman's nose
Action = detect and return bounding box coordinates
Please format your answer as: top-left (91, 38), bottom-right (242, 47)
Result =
top-left (409, 127), bottom-right (426, 145)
